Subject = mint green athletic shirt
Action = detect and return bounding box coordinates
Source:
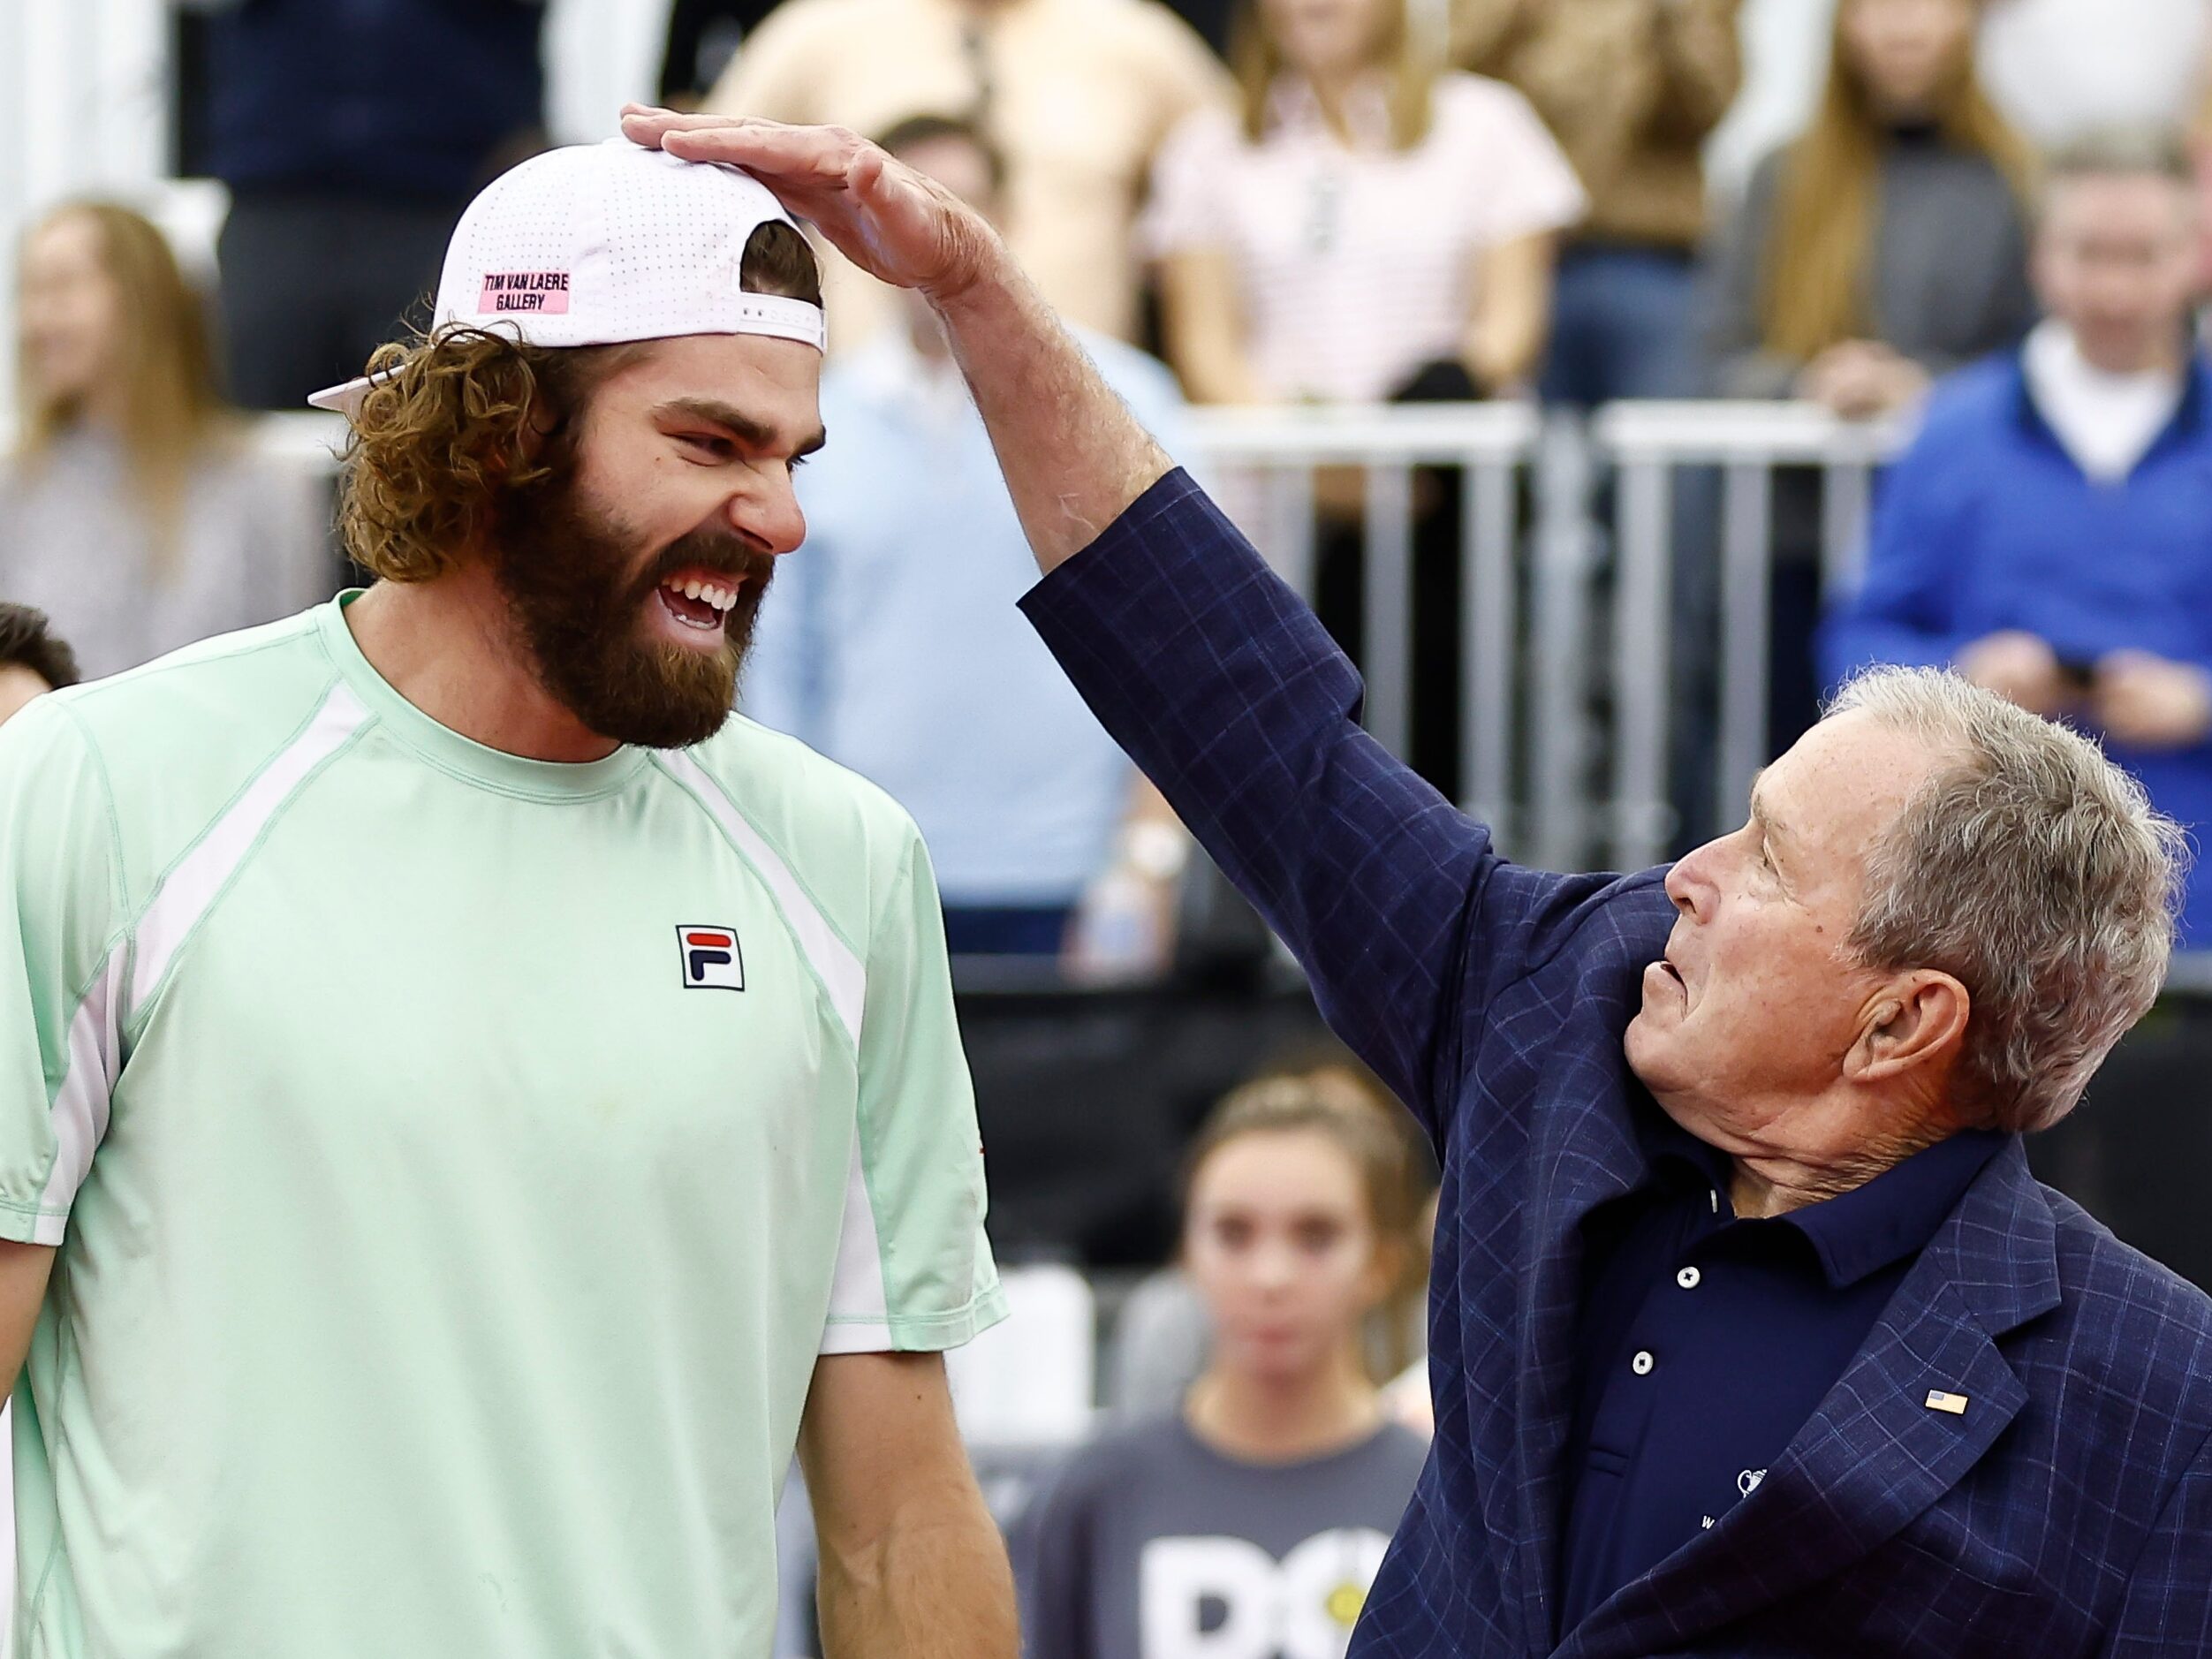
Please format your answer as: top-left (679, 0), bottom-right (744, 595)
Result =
top-left (0, 594), bottom-right (1005, 1657)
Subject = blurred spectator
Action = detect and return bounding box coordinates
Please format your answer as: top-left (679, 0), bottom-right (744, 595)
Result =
top-left (706, 0), bottom-right (1229, 348)
top-left (1701, 0), bottom-right (2036, 766)
top-left (0, 605), bottom-right (79, 729)
top-left (1704, 0), bottom-right (2037, 412)
top-left (1822, 128), bottom-right (2212, 947)
top-left (1980, 0), bottom-right (2210, 150)
top-left (196, 0), bottom-right (547, 409)
top-left (1145, 0), bottom-right (1581, 797)
top-left (1110, 1057), bottom-right (1433, 1420)
top-left (741, 117), bottom-right (1194, 966)
top-left (1019, 1076), bottom-right (1430, 1659)
top-left (4, 203), bottom-right (329, 679)
top-left (1457, 0), bottom-right (1744, 402)
top-left (1147, 0), bottom-right (1585, 404)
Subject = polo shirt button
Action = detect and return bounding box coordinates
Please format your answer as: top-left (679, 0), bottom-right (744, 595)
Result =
top-left (1677, 1266), bottom-right (1701, 1290)
top-left (1632, 1350), bottom-right (1655, 1375)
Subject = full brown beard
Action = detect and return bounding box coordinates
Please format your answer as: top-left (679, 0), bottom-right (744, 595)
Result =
top-left (494, 470), bottom-right (776, 750)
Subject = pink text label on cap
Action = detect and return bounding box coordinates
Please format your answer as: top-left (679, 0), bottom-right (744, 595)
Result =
top-left (478, 271), bottom-right (572, 314)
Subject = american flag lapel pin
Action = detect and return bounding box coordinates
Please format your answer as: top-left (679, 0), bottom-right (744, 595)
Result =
top-left (1924, 1390), bottom-right (1969, 1415)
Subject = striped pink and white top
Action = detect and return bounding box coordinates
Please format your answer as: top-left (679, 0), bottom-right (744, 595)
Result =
top-left (1145, 72), bottom-right (1587, 404)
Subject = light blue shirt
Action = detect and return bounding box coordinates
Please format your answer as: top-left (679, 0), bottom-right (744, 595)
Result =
top-left (743, 326), bottom-right (1193, 907)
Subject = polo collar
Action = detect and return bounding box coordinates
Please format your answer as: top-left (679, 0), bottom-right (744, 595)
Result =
top-left (1638, 1105), bottom-right (2010, 1288)
top-left (1780, 1129), bottom-right (2010, 1288)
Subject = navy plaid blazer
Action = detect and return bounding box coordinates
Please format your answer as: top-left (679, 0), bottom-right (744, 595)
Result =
top-left (1021, 471), bottom-right (2212, 1657)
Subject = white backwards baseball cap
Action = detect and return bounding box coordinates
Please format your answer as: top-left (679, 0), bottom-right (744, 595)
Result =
top-left (307, 138), bottom-right (825, 417)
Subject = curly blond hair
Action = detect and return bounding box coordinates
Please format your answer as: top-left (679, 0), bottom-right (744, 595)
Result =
top-left (335, 219), bottom-right (822, 582)
top-left (335, 331), bottom-right (628, 582)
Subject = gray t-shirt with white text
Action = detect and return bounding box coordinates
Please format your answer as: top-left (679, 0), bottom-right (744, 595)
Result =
top-left (1017, 1416), bottom-right (1427, 1659)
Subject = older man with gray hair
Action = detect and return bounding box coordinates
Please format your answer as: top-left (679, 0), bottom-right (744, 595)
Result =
top-left (625, 108), bottom-right (2212, 1657)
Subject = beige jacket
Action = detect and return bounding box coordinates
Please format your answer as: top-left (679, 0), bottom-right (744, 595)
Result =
top-left (1453, 0), bottom-right (1742, 251)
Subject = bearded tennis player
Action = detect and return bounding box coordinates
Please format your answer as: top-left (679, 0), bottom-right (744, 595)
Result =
top-left (0, 140), bottom-right (1011, 1656)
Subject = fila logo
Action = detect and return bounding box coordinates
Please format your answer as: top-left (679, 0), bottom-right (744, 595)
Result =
top-left (678, 925), bottom-right (746, 991)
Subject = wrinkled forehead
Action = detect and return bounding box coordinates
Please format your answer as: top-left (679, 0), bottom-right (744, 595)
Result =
top-left (1763, 710), bottom-right (1950, 866)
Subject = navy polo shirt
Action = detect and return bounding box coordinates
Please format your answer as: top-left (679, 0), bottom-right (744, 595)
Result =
top-left (1557, 1110), bottom-right (2007, 1628)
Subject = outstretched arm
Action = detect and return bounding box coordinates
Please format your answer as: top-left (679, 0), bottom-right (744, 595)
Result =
top-left (617, 111), bottom-right (1567, 1136)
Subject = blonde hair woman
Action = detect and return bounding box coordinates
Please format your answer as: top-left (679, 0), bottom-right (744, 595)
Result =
top-left (4, 202), bottom-right (328, 678)
top-left (1022, 1073), bottom-right (1435, 1659)
top-left (1699, 0), bottom-right (2039, 763)
top-left (1705, 0), bottom-right (2039, 415)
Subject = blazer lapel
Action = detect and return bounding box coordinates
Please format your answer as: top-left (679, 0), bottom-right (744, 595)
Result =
top-left (1553, 1140), bottom-right (2062, 1659)
top-left (1511, 1042), bottom-right (1651, 1655)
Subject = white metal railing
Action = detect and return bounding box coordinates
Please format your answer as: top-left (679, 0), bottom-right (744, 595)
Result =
top-left (201, 398), bottom-right (2212, 998)
top-left (1192, 400), bottom-right (1916, 872)
top-left (261, 399), bottom-right (1918, 876)
top-left (1594, 401), bottom-right (1913, 867)
top-left (1190, 402), bottom-right (1546, 855)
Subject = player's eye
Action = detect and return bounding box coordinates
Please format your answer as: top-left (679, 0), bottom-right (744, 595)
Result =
top-left (678, 433), bottom-right (732, 458)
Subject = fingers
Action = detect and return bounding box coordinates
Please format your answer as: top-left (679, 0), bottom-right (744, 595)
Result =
top-left (653, 119), bottom-right (864, 188)
top-left (620, 105), bottom-right (765, 140)
top-left (620, 108), bottom-right (845, 178)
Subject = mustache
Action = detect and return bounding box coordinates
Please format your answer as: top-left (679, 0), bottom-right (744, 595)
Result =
top-left (640, 527), bottom-right (779, 594)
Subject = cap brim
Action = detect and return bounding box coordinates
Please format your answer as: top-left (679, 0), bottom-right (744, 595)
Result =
top-left (306, 375), bottom-right (373, 417)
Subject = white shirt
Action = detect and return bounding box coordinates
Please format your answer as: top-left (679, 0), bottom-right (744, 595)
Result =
top-left (1144, 72), bottom-right (1587, 404)
top-left (2021, 319), bottom-right (2187, 482)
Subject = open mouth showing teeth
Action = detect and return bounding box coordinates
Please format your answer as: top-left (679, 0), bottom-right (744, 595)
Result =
top-left (657, 577), bottom-right (739, 632)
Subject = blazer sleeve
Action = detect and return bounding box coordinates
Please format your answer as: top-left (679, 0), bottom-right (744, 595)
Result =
top-left (2102, 1431), bottom-right (2212, 1656)
top-left (1020, 470), bottom-right (1569, 1144)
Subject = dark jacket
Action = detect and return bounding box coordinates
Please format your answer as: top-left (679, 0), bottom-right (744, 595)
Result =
top-left (1023, 469), bottom-right (2212, 1656)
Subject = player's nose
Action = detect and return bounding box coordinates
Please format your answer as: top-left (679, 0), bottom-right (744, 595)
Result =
top-left (732, 473), bottom-right (807, 557)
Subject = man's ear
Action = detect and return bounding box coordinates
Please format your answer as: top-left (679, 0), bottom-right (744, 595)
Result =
top-left (517, 390), bottom-right (563, 459)
top-left (1846, 971), bottom-right (1971, 1086)
top-left (487, 391), bottom-right (562, 485)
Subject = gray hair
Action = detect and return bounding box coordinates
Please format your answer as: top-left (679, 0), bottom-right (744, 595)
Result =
top-left (1827, 666), bottom-right (2189, 1133)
